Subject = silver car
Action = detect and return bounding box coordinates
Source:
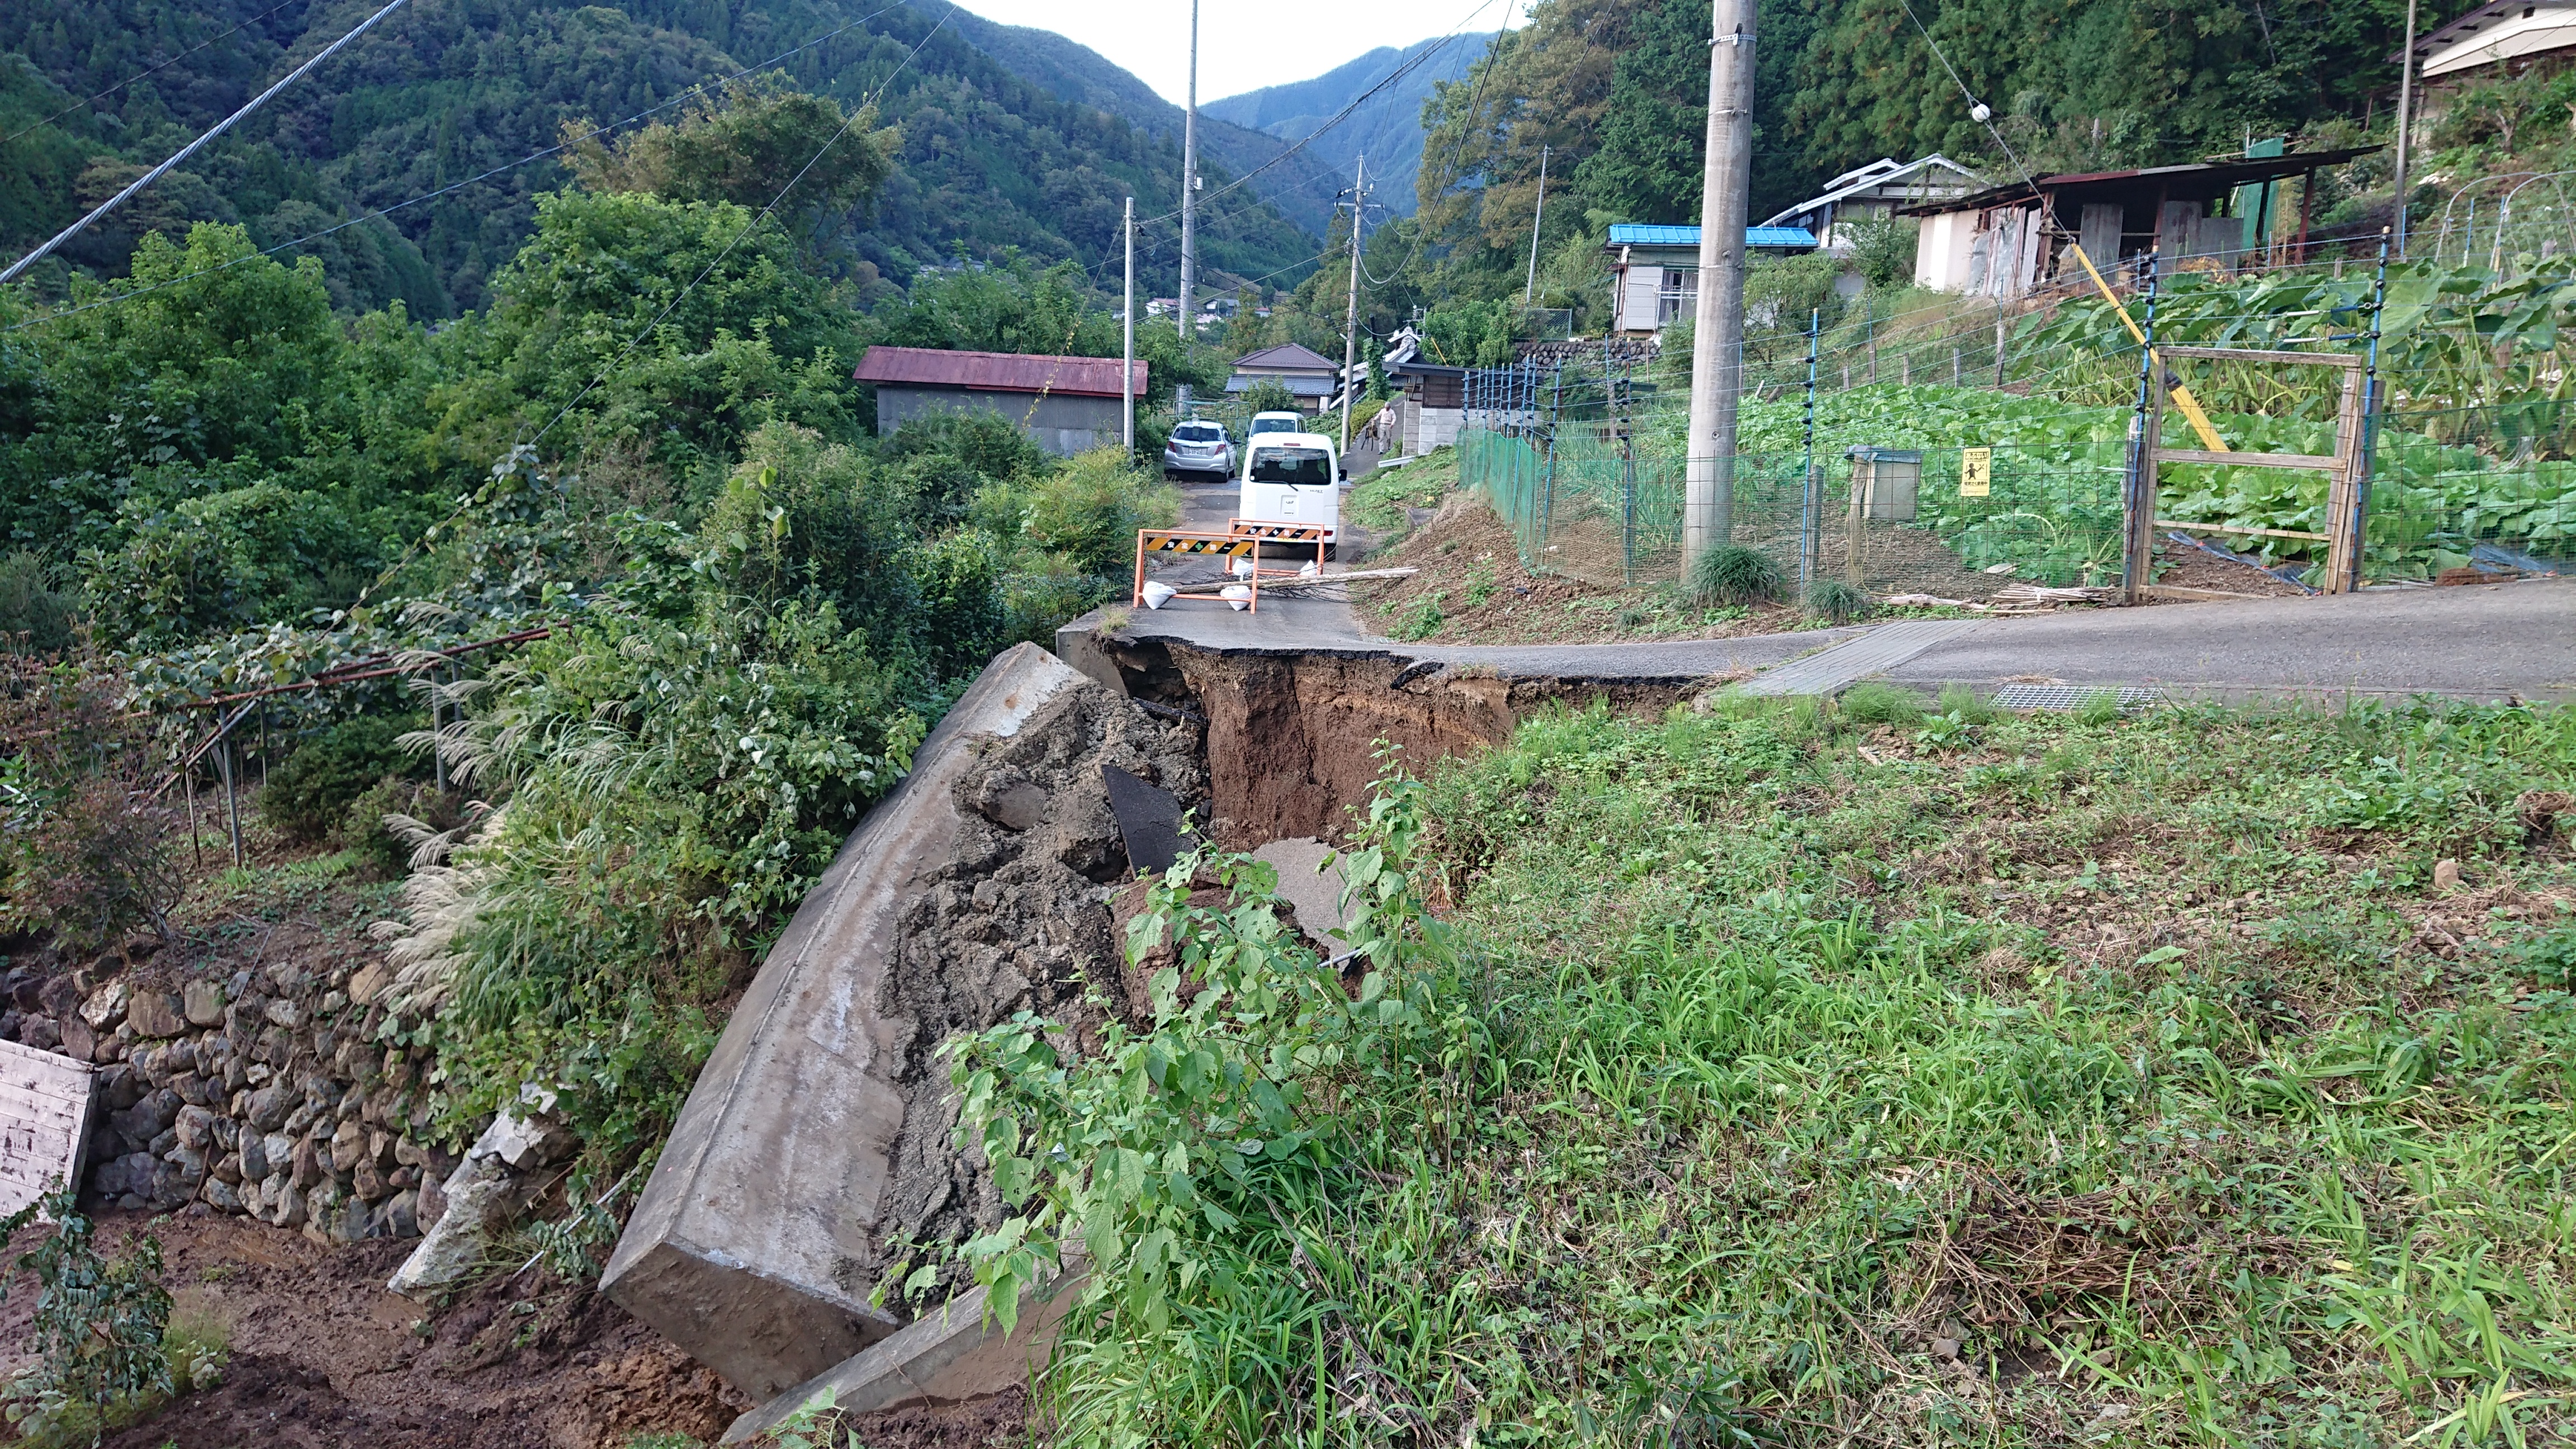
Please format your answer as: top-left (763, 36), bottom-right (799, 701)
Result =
top-left (1162, 420), bottom-right (1234, 479)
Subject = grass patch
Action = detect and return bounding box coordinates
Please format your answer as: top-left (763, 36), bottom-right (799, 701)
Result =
top-left (1009, 694), bottom-right (2576, 1444)
top-left (1348, 446), bottom-right (1459, 532)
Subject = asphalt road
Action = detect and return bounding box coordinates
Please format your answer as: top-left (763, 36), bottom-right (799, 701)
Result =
top-left (1100, 577), bottom-right (2576, 702)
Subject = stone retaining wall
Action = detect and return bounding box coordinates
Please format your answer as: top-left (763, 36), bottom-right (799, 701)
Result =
top-left (0, 954), bottom-right (453, 1243)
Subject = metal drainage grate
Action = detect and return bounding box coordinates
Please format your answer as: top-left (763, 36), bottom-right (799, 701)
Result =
top-left (1992, 684), bottom-right (2165, 713)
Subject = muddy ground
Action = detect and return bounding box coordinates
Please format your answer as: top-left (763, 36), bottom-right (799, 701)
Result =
top-left (0, 1210), bottom-right (1040, 1448)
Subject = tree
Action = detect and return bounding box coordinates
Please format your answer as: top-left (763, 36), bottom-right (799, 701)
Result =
top-left (567, 80), bottom-right (901, 245)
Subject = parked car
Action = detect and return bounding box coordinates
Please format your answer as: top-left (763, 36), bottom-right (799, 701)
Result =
top-left (1248, 411), bottom-right (1305, 439)
top-left (1239, 430), bottom-right (1343, 560)
top-left (1162, 420), bottom-right (1233, 479)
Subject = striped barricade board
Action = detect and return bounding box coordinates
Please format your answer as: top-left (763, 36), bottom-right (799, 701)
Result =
top-left (1133, 529), bottom-right (1262, 612)
top-left (0, 1039), bottom-right (94, 1218)
top-left (1225, 518), bottom-right (1329, 577)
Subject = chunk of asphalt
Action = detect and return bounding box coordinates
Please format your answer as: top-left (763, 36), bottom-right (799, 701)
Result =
top-left (1103, 763), bottom-right (1196, 875)
top-left (601, 643), bottom-right (1089, 1400)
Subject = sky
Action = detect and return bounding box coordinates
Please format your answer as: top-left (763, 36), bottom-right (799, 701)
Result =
top-left (948, 0), bottom-right (1523, 107)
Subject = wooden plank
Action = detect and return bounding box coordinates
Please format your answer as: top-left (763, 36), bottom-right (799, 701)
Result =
top-left (0, 1040), bottom-right (94, 1218)
top-left (2146, 584), bottom-right (2275, 602)
top-left (2158, 345), bottom-right (2362, 368)
top-left (2156, 518), bottom-right (2331, 542)
top-left (2152, 447), bottom-right (2342, 472)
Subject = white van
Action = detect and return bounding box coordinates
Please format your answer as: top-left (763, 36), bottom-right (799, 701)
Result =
top-left (1238, 432), bottom-right (1342, 558)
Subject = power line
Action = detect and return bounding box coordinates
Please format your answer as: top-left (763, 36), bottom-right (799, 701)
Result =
top-left (1132, 0), bottom-right (1515, 231)
top-left (0, 0), bottom-right (415, 288)
top-left (1, 0), bottom-right (309, 146)
top-left (0, 3), bottom-right (908, 333)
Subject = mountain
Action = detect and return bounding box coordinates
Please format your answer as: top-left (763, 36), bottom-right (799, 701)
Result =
top-left (0, 0), bottom-right (1322, 315)
top-left (1203, 35), bottom-right (1493, 217)
top-left (936, 8), bottom-right (1352, 242)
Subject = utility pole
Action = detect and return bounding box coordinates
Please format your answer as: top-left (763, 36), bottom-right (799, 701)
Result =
top-left (1341, 154), bottom-right (1366, 455)
top-left (2392, 0), bottom-right (2419, 258)
top-left (1177, 0), bottom-right (1200, 353)
top-left (1523, 144), bottom-right (1550, 305)
top-left (1683, 0), bottom-right (1756, 569)
top-left (1123, 193), bottom-right (1136, 454)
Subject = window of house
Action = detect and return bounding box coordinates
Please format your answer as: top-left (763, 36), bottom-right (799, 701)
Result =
top-left (1658, 267), bottom-right (1698, 325)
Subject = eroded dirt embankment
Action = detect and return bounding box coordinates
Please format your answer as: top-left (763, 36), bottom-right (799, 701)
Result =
top-left (1094, 635), bottom-right (1696, 845)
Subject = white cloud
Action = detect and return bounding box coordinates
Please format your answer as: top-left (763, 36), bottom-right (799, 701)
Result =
top-left (946, 0), bottom-right (1521, 107)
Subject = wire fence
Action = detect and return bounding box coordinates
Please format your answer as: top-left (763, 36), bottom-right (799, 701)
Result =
top-left (1456, 346), bottom-right (2576, 596)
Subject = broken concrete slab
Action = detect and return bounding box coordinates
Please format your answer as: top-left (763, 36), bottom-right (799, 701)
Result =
top-left (603, 643), bottom-right (1207, 1401)
top-left (718, 1269), bottom-right (1087, 1445)
top-left (1250, 837), bottom-right (1356, 949)
top-left (387, 1087), bottom-right (575, 1297)
top-left (1103, 763), bottom-right (1196, 875)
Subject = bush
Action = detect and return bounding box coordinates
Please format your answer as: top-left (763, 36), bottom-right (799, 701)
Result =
top-left (0, 661), bottom-right (180, 950)
top-left (1237, 377), bottom-right (1300, 416)
top-left (1841, 217), bottom-right (1919, 291)
top-left (1805, 577), bottom-right (1872, 623)
top-left (340, 777), bottom-right (463, 879)
top-left (257, 714), bottom-right (425, 844)
top-left (1689, 545), bottom-right (1784, 606)
top-left (987, 448), bottom-right (1180, 576)
top-left (0, 1188), bottom-right (174, 1428)
top-left (79, 482), bottom-right (382, 648)
top-left (0, 553), bottom-right (75, 655)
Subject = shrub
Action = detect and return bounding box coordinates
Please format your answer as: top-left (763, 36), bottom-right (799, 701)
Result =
top-left (0, 553), bottom-right (75, 655)
top-left (1237, 377), bottom-right (1301, 416)
top-left (0, 1188), bottom-right (174, 1427)
top-left (1689, 545), bottom-right (1784, 605)
top-left (1805, 577), bottom-right (1872, 623)
top-left (257, 714), bottom-right (425, 844)
top-left (992, 449), bottom-right (1180, 576)
top-left (79, 482), bottom-right (381, 648)
top-left (0, 661), bottom-right (179, 950)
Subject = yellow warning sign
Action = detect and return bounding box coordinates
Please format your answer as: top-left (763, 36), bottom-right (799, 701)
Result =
top-left (1959, 447), bottom-right (1992, 498)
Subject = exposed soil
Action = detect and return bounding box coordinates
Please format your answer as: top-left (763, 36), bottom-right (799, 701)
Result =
top-left (1350, 495), bottom-right (1820, 646)
top-left (1096, 636), bottom-right (1703, 848)
top-left (2148, 538), bottom-right (2308, 596)
top-left (0, 1210), bottom-right (746, 1448)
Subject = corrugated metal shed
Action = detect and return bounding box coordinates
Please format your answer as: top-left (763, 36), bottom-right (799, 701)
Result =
top-left (850, 347), bottom-right (1146, 398)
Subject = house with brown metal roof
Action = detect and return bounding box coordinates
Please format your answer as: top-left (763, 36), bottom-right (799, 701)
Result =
top-left (1227, 342), bottom-right (1340, 413)
top-left (851, 347), bottom-right (1147, 455)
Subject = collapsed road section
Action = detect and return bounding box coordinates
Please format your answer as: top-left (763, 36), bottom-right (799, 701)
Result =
top-left (603, 626), bottom-right (1711, 1427)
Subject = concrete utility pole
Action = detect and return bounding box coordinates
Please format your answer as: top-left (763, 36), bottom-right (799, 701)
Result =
top-left (1524, 144), bottom-right (1550, 305)
top-left (1683, 0), bottom-right (1756, 568)
top-left (1177, 0), bottom-right (1200, 351)
top-left (1341, 154), bottom-right (1366, 454)
top-left (2392, 0), bottom-right (2419, 258)
top-left (1123, 193), bottom-right (1136, 453)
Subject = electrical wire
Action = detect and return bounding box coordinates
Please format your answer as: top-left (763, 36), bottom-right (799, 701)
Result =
top-left (1131, 0), bottom-right (1517, 232)
top-left (1, 3), bottom-right (909, 332)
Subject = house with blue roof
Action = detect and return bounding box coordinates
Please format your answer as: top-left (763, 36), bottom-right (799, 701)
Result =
top-left (1603, 222), bottom-right (1819, 335)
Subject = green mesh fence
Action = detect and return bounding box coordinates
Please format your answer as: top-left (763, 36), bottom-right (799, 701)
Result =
top-left (1460, 360), bottom-right (2575, 594)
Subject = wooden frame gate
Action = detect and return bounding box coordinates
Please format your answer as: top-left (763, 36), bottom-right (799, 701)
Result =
top-left (2127, 344), bottom-right (2370, 602)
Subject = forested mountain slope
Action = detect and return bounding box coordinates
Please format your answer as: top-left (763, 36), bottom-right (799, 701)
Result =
top-left (0, 0), bottom-right (1321, 316)
top-left (1204, 34), bottom-right (1490, 218)
top-left (937, 7), bottom-right (1354, 239)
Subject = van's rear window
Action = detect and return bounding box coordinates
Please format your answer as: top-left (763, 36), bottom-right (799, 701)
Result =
top-left (1251, 448), bottom-right (1332, 486)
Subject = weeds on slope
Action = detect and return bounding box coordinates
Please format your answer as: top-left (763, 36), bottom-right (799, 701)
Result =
top-left (963, 695), bottom-right (2576, 1446)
